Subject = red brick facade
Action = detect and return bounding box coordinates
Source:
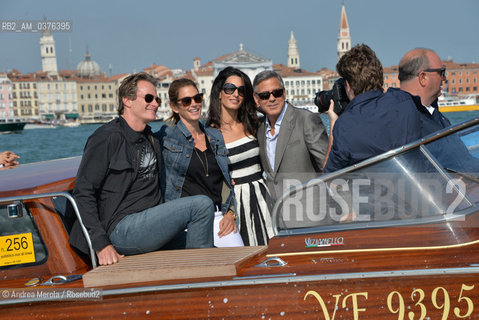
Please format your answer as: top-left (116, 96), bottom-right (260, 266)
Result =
top-left (383, 61), bottom-right (479, 95)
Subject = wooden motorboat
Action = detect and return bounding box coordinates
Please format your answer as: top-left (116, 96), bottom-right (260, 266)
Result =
top-left (2, 118), bottom-right (479, 319)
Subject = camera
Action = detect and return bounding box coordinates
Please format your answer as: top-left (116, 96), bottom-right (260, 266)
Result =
top-left (314, 78), bottom-right (350, 115)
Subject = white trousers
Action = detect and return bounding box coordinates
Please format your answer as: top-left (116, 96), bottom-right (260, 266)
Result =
top-left (213, 210), bottom-right (244, 247)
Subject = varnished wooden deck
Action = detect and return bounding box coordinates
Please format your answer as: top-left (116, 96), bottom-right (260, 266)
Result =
top-left (83, 246), bottom-right (267, 287)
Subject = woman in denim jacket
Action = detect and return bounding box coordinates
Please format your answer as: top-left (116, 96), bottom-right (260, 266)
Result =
top-left (156, 78), bottom-right (241, 246)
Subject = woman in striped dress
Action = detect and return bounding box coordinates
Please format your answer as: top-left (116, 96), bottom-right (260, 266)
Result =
top-left (208, 67), bottom-right (274, 246)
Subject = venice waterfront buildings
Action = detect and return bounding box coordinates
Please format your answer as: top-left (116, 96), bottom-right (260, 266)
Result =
top-left (3, 4), bottom-right (478, 123)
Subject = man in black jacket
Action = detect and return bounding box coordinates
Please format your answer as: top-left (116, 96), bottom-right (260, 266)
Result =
top-left (69, 73), bottom-right (214, 266)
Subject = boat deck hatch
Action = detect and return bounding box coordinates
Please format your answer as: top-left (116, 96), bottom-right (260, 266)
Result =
top-left (83, 246), bottom-right (267, 287)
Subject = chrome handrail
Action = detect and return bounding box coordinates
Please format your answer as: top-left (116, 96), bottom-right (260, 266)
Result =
top-left (0, 192), bottom-right (97, 268)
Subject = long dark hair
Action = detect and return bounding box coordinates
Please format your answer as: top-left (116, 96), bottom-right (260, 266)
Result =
top-left (208, 66), bottom-right (259, 136)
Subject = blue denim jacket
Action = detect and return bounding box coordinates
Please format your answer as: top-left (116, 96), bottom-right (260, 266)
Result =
top-left (155, 120), bottom-right (235, 214)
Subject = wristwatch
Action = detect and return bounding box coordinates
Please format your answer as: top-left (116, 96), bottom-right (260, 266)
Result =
top-left (227, 210), bottom-right (237, 220)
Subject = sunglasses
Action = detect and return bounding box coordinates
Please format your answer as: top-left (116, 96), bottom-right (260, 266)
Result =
top-left (176, 93), bottom-right (203, 107)
top-left (139, 94), bottom-right (161, 105)
top-left (256, 88), bottom-right (284, 100)
top-left (421, 67), bottom-right (446, 77)
top-left (222, 83), bottom-right (245, 97)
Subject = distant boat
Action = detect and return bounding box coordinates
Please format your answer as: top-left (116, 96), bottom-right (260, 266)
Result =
top-left (438, 93), bottom-right (479, 112)
top-left (24, 121), bottom-right (58, 130)
top-left (0, 117), bottom-right (26, 133)
top-left (294, 102), bottom-right (318, 113)
top-left (79, 113), bottom-right (117, 124)
top-left (62, 121), bottom-right (81, 128)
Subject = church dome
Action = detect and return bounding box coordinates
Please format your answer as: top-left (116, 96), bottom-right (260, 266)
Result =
top-left (76, 47), bottom-right (101, 77)
top-left (219, 43), bottom-right (270, 64)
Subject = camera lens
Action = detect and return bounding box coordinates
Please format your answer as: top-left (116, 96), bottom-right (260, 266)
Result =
top-left (314, 90), bottom-right (333, 113)
top-left (314, 78), bottom-right (350, 115)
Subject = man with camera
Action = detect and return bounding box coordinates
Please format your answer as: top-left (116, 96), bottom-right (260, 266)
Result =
top-left (323, 44), bottom-right (424, 173)
top-left (253, 70), bottom-right (329, 201)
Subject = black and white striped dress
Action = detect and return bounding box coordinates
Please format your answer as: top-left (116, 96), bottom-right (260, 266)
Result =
top-left (226, 136), bottom-right (274, 246)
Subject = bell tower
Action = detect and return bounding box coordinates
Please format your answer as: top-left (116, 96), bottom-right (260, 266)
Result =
top-left (287, 31), bottom-right (300, 69)
top-left (337, 3), bottom-right (351, 61)
top-left (39, 29), bottom-right (58, 74)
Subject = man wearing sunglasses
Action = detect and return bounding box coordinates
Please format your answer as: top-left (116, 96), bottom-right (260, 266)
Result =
top-left (399, 49), bottom-right (479, 173)
top-left (253, 70), bottom-right (329, 201)
top-left (399, 48), bottom-right (451, 134)
top-left (70, 72), bottom-right (214, 266)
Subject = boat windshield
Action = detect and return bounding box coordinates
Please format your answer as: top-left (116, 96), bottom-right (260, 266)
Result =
top-left (273, 119), bottom-right (479, 235)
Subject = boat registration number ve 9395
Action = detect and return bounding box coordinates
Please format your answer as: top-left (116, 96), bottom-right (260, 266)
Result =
top-left (304, 283), bottom-right (475, 319)
top-left (0, 233), bottom-right (35, 266)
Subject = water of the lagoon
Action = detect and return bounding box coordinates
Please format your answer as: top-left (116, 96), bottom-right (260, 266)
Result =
top-left (1, 111), bottom-right (478, 165)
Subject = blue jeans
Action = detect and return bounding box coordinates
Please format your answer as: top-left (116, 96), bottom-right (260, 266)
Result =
top-left (110, 195), bottom-right (214, 255)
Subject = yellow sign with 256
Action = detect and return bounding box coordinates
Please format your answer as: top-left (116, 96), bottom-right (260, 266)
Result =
top-left (0, 233), bottom-right (35, 267)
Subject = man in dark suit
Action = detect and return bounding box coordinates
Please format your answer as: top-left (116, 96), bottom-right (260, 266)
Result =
top-left (400, 48), bottom-right (479, 173)
top-left (253, 70), bottom-right (329, 201)
top-left (399, 48), bottom-right (451, 133)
